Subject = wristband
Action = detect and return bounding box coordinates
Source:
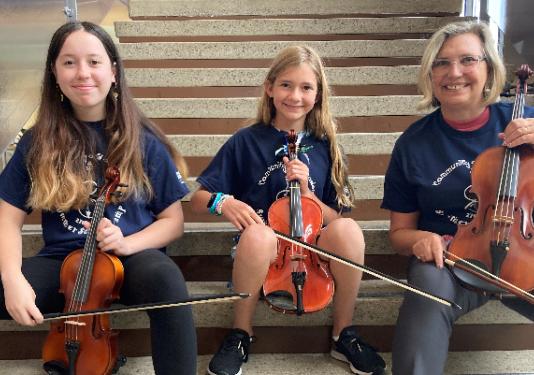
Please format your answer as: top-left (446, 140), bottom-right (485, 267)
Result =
top-left (209, 192), bottom-right (223, 214)
top-left (206, 193), bottom-right (218, 209)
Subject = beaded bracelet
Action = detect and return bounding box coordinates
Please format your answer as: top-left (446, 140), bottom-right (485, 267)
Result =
top-left (215, 194), bottom-right (234, 216)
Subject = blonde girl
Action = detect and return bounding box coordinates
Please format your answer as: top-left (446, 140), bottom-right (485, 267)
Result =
top-left (191, 45), bottom-right (385, 375)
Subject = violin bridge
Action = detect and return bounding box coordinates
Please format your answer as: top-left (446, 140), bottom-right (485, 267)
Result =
top-left (492, 215), bottom-right (514, 225)
top-left (64, 320), bottom-right (86, 327)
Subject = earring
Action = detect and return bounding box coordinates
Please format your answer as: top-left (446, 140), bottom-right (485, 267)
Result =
top-left (60, 92), bottom-right (64, 102)
top-left (483, 86), bottom-right (490, 99)
top-left (112, 83), bottom-right (119, 100)
top-left (57, 85), bottom-right (64, 102)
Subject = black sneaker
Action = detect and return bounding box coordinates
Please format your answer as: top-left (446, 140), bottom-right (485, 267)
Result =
top-left (330, 326), bottom-right (386, 375)
top-left (207, 328), bottom-right (253, 375)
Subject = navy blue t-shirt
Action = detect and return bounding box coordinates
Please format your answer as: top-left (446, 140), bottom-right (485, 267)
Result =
top-left (197, 122), bottom-right (348, 223)
top-left (0, 122), bottom-right (189, 257)
top-left (381, 102), bottom-right (534, 236)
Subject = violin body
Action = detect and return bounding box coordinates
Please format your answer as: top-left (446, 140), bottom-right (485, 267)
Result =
top-left (262, 130), bottom-right (334, 315)
top-left (42, 249), bottom-right (124, 375)
top-left (264, 195), bottom-right (334, 314)
top-left (42, 166), bottom-right (126, 374)
top-left (448, 144), bottom-right (534, 294)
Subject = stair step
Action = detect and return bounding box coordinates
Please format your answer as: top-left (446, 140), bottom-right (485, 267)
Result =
top-left (21, 220), bottom-right (391, 258)
top-left (167, 132), bottom-right (400, 156)
top-left (119, 40), bottom-right (427, 61)
top-left (0, 281), bottom-right (530, 333)
top-left (180, 175), bottom-right (385, 200)
top-left (169, 176), bottom-right (386, 200)
top-left (124, 66), bottom-right (419, 87)
top-left (3, 351), bottom-right (533, 374)
top-left (135, 96), bottom-right (424, 118)
top-left (128, 0), bottom-right (463, 18)
top-left (115, 16), bottom-right (471, 38)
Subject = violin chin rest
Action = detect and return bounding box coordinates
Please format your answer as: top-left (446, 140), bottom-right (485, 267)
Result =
top-left (43, 360), bottom-right (67, 375)
top-left (43, 355), bottom-right (126, 374)
top-left (265, 290), bottom-right (297, 311)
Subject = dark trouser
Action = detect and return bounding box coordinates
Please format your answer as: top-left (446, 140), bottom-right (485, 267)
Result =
top-left (392, 258), bottom-right (489, 375)
top-left (0, 249), bottom-right (197, 375)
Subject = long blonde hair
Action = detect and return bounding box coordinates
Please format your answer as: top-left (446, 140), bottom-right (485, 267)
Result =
top-left (417, 21), bottom-right (506, 110)
top-left (27, 21), bottom-right (187, 211)
top-left (257, 45), bottom-right (354, 208)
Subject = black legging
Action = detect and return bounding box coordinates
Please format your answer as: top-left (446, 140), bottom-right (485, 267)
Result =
top-left (0, 249), bottom-right (197, 375)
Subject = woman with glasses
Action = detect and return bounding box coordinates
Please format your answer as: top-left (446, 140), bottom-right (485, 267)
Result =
top-left (381, 21), bottom-right (534, 374)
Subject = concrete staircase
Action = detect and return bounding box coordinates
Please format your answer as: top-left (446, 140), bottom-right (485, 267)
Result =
top-left (1, 0), bottom-right (534, 374)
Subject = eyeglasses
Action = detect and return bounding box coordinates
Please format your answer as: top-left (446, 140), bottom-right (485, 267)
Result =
top-left (431, 55), bottom-right (487, 75)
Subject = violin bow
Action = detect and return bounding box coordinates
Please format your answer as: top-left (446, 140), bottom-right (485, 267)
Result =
top-left (444, 251), bottom-right (534, 304)
top-left (42, 292), bottom-right (249, 321)
top-left (272, 230), bottom-right (460, 309)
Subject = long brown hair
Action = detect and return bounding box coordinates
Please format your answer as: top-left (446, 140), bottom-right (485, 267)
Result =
top-left (27, 21), bottom-right (187, 211)
top-left (257, 46), bottom-right (355, 208)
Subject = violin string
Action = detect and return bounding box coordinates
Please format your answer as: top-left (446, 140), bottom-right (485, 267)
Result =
top-left (444, 249), bottom-right (534, 301)
top-left (288, 131), bottom-right (305, 271)
top-left (506, 81), bottom-right (527, 244)
top-left (66, 194), bottom-right (105, 341)
top-left (493, 149), bottom-right (508, 244)
top-left (503, 150), bottom-right (518, 242)
top-left (501, 82), bottom-right (524, 244)
top-left (502, 148), bottom-right (514, 243)
top-left (75, 199), bottom-right (101, 307)
top-left (492, 77), bottom-right (524, 249)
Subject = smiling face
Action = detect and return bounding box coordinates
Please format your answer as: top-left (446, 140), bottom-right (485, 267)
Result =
top-left (265, 63), bottom-right (318, 132)
top-left (54, 30), bottom-right (116, 122)
top-left (431, 32), bottom-right (489, 119)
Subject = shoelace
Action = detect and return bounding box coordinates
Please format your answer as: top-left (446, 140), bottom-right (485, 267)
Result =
top-left (346, 336), bottom-right (378, 354)
top-left (221, 335), bottom-right (246, 358)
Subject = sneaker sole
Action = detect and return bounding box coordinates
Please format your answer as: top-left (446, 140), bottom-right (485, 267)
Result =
top-left (206, 366), bottom-right (242, 375)
top-left (330, 349), bottom-right (376, 375)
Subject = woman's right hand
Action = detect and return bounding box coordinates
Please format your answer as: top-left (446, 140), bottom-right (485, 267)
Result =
top-left (2, 272), bottom-right (43, 326)
top-left (411, 232), bottom-right (446, 268)
top-left (220, 197), bottom-right (264, 231)
top-left (389, 211), bottom-right (445, 268)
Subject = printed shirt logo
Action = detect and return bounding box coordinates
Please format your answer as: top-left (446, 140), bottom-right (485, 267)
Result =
top-left (255, 132), bottom-right (316, 222)
top-left (261, 133), bottom-right (316, 199)
top-left (433, 159), bottom-right (477, 225)
top-left (58, 152), bottom-right (127, 236)
top-left (432, 159), bottom-right (471, 185)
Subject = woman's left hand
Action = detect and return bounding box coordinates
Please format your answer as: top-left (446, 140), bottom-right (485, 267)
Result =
top-left (500, 118), bottom-right (534, 147)
top-left (83, 218), bottom-right (133, 256)
top-left (283, 156), bottom-right (312, 197)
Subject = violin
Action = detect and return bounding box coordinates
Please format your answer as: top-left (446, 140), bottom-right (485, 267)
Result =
top-left (446, 64), bottom-right (534, 303)
top-left (42, 167), bottom-right (126, 375)
top-left (263, 130), bottom-right (334, 315)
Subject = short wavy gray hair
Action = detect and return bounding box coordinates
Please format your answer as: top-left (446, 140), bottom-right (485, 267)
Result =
top-left (417, 21), bottom-right (506, 111)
